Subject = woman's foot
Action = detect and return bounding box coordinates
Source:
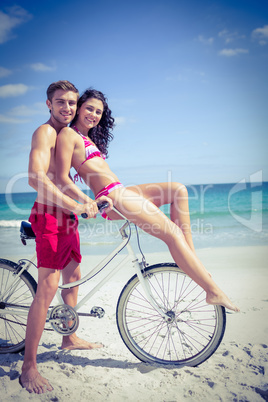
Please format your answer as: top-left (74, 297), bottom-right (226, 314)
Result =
top-left (206, 291), bottom-right (240, 312)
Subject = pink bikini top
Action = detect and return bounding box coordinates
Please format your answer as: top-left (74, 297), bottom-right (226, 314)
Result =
top-left (72, 125), bottom-right (105, 182)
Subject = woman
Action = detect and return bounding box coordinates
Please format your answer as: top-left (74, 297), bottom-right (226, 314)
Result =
top-left (56, 88), bottom-right (239, 312)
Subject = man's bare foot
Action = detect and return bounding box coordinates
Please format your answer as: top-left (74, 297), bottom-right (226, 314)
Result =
top-left (19, 367), bottom-right (53, 394)
top-left (61, 336), bottom-right (103, 350)
top-left (206, 291), bottom-right (240, 312)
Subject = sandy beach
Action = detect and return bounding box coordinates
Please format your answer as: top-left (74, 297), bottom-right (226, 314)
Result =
top-left (0, 245), bottom-right (267, 401)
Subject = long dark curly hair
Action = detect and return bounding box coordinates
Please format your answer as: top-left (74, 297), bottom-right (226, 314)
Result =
top-left (72, 88), bottom-right (114, 156)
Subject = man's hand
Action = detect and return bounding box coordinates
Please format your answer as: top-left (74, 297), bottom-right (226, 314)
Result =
top-left (76, 202), bottom-right (99, 219)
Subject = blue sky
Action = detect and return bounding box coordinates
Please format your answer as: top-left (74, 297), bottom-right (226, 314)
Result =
top-left (0, 0), bottom-right (267, 194)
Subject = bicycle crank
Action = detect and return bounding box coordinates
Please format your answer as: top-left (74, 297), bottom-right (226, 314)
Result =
top-left (48, 304), bottom-right (79, 335)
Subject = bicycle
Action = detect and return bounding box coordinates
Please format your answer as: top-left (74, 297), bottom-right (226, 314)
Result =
top-left (0, 203), bottom-right (226, 367)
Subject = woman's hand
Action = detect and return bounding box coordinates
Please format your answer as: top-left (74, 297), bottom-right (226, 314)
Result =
top-left (75, 196), bottom-right (113, 219)
top-left (96, 196), bottom-right (113, 213)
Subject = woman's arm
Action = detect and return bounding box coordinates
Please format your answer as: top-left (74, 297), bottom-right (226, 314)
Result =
top-left (56, 128), bottom-right (113, 214)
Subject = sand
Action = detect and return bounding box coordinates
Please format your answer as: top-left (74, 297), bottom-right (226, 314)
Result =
top-left (0, 246), bottom-right (268, 401)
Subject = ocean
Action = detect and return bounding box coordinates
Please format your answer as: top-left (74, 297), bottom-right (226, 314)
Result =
top-left (0, 182), bottom-right (267, 259)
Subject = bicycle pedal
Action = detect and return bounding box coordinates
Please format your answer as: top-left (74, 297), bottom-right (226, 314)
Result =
top-left (90, 306), bottom-right (105, 318)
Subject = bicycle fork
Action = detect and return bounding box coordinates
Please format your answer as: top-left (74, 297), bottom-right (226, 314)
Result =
top-left (125, 242), bottom-right (171, 322)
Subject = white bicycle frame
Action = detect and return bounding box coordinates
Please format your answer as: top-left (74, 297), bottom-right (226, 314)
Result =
top-left (2, 209), bottom-right (170, 322)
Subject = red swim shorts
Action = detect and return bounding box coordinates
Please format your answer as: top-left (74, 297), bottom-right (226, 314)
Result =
top-left (29, 202), bottom-right (82, 270)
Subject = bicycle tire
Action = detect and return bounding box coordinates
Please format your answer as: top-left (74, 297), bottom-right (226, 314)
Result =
top-left (116, 263), bottom-right (226, 367)
top-left (0, 259), bottom-right (37, 354)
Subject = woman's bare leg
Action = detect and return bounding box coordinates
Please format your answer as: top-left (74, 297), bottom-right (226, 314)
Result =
top-left (108, 187), bottom-right (239, 312)
top-left (128, 182), bottom-right (195, 252)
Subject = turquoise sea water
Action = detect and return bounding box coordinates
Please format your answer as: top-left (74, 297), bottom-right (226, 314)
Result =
top-left (0, 182), bottom-right (267, 258)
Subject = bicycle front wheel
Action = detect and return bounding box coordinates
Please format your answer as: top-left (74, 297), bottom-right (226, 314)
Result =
top-left (116, 263), bottom-right (226, 367)
top-left (0, 259), bottom-right (37, 353)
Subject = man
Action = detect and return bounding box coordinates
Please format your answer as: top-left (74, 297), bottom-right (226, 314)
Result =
top-left (19, 80), bottom-right (111, 394)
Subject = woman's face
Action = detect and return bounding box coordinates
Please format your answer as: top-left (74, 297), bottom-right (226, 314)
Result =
top-left (77, 97), bottom-right (104, 130)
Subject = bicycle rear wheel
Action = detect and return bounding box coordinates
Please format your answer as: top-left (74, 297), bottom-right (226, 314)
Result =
top-left (0, 259), bottom-right (37, 353)
top-left (116, 263), bottom-right (226, 367)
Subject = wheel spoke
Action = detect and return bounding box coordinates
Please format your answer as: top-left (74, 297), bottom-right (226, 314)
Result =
top-left (0, 261), bottom-right (36, 353)
top-left (117, 264), bottom-right (226, 366)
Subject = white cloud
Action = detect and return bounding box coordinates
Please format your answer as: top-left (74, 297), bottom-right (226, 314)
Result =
top-left (197, 35), bottom-right (214, 45)
top-left (113, 116), bottom-right (137, 128)
top-left (0, 6), bottom-right (32, 44)
top-left (8, 102), bottom-right (48, 117)
top-left (218, 48), bottom-right (249, 57)
top-left (252, 25), bottom-right (268, 45)
top-left (0, 114), bottom-right (30, 124)
top-left (0, 102), bottom-right (48, 124)
top-left (218, 29), bottom-right (246, 44)
top-left (114, 116), bottom-right (126, 125)
top-left (0, 83), bottom-right (29, 97)
top-left (0, 66), bottom-right (12, 78)
top-left (166, 73), bottom-right (186, 82)
top-left (218, 29), bottom-right (229, 42)
top-left (30, 62), bottom-right (56, 72)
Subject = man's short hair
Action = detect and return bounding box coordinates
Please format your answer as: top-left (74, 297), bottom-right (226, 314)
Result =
top-left (46, 80), bottom-right (79, 102)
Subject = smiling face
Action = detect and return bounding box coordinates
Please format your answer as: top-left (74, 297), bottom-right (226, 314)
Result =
top-left (46, 89), bottom-right (78, 126)
top-left (76, 97), bottom-right (104, 134)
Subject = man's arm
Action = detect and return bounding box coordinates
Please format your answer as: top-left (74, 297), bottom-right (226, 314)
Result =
top-left (28, 125), bottom-right (98, 217)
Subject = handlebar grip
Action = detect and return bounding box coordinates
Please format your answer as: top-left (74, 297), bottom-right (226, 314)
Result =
top-left (81, 201), bottom-right (110, 219)
top-left (97, 201), bottom-right (110, 211)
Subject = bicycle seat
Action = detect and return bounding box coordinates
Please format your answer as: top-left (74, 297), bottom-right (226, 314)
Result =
top-left (20, 221), bottom-right (36, 240)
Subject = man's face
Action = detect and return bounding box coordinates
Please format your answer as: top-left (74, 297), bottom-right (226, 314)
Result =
top-left (46, 89), bottom-right (78, 125)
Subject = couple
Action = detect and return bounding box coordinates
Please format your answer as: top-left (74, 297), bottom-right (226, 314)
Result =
top-left (21, 80), bottom-right (239, 394)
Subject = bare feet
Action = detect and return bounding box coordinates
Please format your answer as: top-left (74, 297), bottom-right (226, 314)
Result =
top-left (61, 335), bottom-right (103, 350)
top-left (19, 367), bottom-right (53, 394)
top-left (206, 291), bottom-right (240, 312)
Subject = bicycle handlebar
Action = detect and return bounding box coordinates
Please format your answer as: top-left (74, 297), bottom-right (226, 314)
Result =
top-left (69, 201), bottom-right (110, 221)
top-left (81, 201), bottom-right (110, 219)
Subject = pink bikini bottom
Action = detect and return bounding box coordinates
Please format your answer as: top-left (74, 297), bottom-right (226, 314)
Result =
top-left (95, 181), bottom-right (124, 220)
